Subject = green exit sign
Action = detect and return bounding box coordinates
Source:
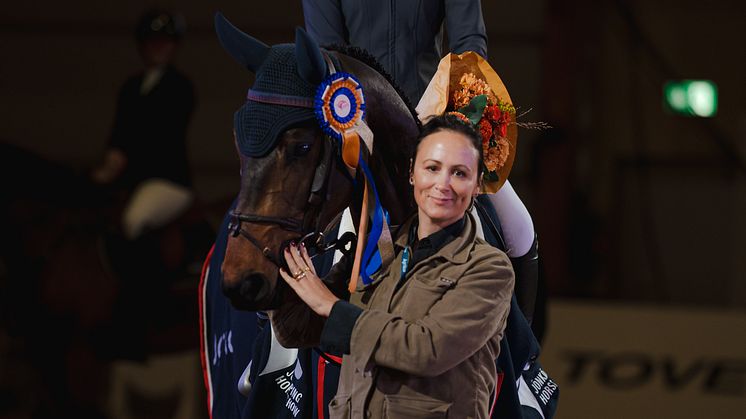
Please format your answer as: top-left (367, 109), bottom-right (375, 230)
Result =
top-left (663, 80), bottom-right (718, 117)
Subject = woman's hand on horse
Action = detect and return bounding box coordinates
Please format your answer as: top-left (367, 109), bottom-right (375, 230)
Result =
top-left (280, 243), bottom-right (339, 318)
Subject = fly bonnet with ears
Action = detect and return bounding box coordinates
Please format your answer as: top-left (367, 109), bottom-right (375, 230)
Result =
top-left (214, 12), bottom-right (329, 158)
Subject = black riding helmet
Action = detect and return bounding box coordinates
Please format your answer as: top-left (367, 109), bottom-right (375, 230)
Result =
top-left (135, 9), bottom-right (186, 43)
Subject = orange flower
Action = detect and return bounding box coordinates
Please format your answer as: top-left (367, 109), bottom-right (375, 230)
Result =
top-left (484, 146), bottom-right (499, 172)
top-left (494, 137), bottom-right (510, 170)
top-left (451, 73), bottom-right (492, 109)
top-left (478, 118), bottom-right (492, 144)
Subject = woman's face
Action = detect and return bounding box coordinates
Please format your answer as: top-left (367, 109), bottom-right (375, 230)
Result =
top-left (411, 129), bottom-right (481, 232)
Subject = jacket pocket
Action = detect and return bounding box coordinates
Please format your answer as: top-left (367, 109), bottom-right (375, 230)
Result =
top-left (328, 394), bottom-right (351, 419)
top-left (383, 394), bottom-right (451, 419)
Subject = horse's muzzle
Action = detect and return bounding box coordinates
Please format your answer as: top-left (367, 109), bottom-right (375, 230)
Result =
top-left (222, 272), bottom-right (278, 311)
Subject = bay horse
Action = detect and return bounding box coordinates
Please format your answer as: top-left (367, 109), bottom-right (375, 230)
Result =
top-left (213, 14), bottom-right (420, 346)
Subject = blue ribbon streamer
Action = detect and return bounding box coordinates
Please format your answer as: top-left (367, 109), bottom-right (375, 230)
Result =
top-left (358, 151), bottom-right (386, 285)
top-left (365, 208), bottom-right (390, 278)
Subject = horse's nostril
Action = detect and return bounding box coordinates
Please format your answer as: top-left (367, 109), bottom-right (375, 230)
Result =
top-left (239, 273), bottom-right (270, 302)
top-left (223, 271), bottom-right (280, 310)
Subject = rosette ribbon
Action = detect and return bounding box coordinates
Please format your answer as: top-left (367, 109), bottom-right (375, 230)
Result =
top-left (314, 71), bottom-right (394, 292)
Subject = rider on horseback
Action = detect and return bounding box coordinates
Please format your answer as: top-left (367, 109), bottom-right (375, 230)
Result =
top-left (92, 9), bottom-right (195, 240)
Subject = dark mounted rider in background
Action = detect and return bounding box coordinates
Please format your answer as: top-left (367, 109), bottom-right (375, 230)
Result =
top-left (92, 9), bottom-right (195, 240)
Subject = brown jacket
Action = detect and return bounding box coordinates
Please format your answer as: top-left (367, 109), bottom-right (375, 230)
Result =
top-left (329, 213), bottom-right (514, 419)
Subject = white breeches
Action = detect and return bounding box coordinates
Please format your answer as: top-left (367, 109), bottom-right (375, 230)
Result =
top-left (484, 180), bottom-right (535, 258)
top-left (122, 178), bottom-right (194, 239)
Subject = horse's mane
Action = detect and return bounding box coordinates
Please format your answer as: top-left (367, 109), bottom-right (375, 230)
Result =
top-left (325, 44), bottom-right (422, 130)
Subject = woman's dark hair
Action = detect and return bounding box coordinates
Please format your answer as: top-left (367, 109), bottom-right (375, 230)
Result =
top-left (411, 114), bottom-right (484, 177)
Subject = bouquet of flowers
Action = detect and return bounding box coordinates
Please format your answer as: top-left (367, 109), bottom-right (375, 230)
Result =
top-left (416, 52), bottom-right (545, 193)
top-left (449, 72), bottom-right (515, 181)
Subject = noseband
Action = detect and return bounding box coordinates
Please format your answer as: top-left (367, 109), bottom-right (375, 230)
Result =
top-left (227, 135), bottom-right (351, 266)
top-left (227, 212), bottom-right (304, 265)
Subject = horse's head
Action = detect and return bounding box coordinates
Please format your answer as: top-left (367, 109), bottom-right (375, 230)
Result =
top-left (215, 13), bottom-right (418, 311)
top-left (222, 123), bottom-right (350, 310)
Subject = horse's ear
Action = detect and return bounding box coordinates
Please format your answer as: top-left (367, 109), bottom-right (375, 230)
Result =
top-left (295, 27), bottom-right (327, 85)
top-left (214, 12), bottom-right (270, 73)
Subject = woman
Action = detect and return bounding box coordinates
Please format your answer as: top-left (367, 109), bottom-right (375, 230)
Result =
top-left (280, 114), bottom-right (515, 418)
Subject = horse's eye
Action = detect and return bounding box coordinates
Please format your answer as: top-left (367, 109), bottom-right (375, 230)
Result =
top-left (293, 143), bottom-right (312, 156)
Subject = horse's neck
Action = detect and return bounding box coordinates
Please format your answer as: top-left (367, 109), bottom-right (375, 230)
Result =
top-left (333, 54), bottom-right (419, 225)
top-left (368, 95), bottom-right (418, 224)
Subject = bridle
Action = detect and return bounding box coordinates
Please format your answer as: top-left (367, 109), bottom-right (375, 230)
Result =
top-left (228, 51), bottom-right (369, 269)
top-left (227, 134), bottom-right (355, 267)
top-left (227, 212), bottom-right (304, 265)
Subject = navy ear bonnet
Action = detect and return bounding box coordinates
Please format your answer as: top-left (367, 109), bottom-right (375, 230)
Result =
top-left (233, 47), bottom-right (316, 157)
top-left (215, 12), bottom-right (328, 157)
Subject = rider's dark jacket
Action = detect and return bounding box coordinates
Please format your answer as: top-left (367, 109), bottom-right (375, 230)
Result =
top-left (110, 65), bottom-right (194, 189)
top-left (303, 0), bottom-right (488, 105)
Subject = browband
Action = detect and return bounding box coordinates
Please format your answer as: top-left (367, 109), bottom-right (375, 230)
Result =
top-left (246, 89), bottom-right (314, 108)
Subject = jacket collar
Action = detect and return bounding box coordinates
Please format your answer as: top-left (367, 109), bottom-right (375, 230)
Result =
top-left (395, 212), bottom-right (478, 265)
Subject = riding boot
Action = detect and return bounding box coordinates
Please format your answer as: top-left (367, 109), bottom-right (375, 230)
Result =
top-left (474, 195), bottom-right (540, 327)
top-left (509, 235), bottom-right (539, 326)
